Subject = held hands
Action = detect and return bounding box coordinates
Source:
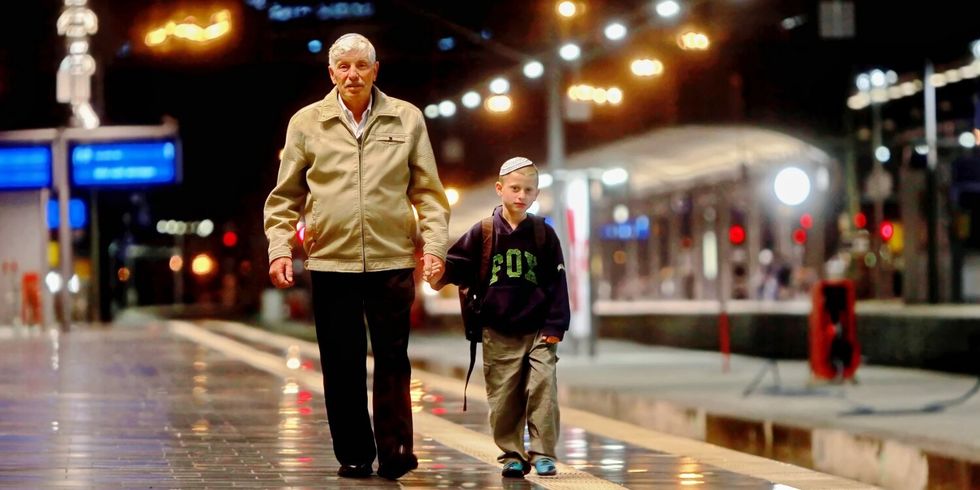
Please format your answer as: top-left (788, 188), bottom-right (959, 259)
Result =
top-left (269, 257), bottom-right (294, 289)
top-left (421, 254), bottom-right (444, 284)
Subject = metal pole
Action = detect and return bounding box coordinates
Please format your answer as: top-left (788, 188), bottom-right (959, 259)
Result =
top-left (88, 189), bottom-right (100, 322)
top-left (53, 132), bottom-right (72, 331)
top-left (924, 60), bottom-right (940, 303)
top-left (870, 102), bottom-right (884, 299)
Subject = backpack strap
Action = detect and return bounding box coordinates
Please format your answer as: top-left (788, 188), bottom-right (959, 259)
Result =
top-left (464, 215), bottom-right (495, 411)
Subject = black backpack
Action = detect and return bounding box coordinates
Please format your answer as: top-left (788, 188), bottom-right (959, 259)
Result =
top-left (458, 213), bottom-right (546, 410)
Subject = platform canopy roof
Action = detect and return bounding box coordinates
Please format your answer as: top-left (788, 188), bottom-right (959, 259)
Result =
top-left (447, 125), bottom-right (832, 238)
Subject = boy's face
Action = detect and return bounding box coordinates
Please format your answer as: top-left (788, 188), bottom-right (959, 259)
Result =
top-left (495, 170), bottom-right (539, 217)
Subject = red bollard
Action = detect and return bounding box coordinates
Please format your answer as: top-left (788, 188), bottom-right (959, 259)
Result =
top-left (718, 310), bottom-right (731, 373)
top-left (21, 272), bottom-right (42, 326)
top-left (809, 280), bottom-right (860, 382)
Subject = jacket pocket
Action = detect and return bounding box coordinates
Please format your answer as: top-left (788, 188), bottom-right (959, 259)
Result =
top-left (373, 132), bottom-right (407, 145)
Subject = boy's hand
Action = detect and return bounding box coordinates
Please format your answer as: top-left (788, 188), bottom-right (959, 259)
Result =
top-left (422, 254), bottom-right (444, 284)
top-left (542, 335), bottom-right (560, 344)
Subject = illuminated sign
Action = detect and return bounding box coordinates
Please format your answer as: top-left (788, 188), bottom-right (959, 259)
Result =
top-left (47, 199), bottom-right (87, 230)
top-left (0, 145), bottom-right (52, 190)
top-left (71, 139), bottom-right (180, 187)
top-left (601, 216), bottom-right (651, 241)
top-left (257, 2), bottom-right (375, 22)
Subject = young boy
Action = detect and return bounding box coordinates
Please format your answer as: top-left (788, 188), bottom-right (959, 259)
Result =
top-left (431, 156), bottom-right (570, 478)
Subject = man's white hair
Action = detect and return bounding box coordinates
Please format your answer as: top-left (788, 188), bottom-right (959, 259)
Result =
top-left (328, 33), bottom-right (376, 66)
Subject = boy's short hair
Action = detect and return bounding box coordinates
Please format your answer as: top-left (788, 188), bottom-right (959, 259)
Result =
top-left (497, 156), bottom-right (538, 183)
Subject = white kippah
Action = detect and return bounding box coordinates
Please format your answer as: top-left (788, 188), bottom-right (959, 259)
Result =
top-left (499, 156), bottom-right (534, 176)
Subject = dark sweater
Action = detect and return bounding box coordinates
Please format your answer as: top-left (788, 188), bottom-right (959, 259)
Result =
top-left (441, 206), bottom-right (571, 339)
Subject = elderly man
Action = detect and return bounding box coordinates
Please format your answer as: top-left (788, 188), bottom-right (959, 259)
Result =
top-left (264, 33), bottom-right (450, 480)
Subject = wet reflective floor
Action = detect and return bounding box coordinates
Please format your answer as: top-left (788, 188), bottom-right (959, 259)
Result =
top-left (0, 323), bottom-right (864, 488)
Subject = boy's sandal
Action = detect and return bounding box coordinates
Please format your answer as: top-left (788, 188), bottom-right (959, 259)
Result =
top-left (501, 460), bottom-right (528, 478)
top-left (534, 458), bottom-right (557, 476)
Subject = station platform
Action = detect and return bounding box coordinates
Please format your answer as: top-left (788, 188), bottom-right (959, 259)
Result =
top-left (0, 320), bottom-right (868, 489)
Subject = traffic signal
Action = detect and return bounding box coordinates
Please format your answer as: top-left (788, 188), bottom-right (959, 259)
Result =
top-left (880, 221), bottom-right (894, 242)
top-left (222, 230), bottom-right (238, 247)
top-left (792, 228), bottom-right (807, 245)
top-left (800, 213), bottom-right (813, 229)
top-left (728, 224), bottom-right (746, 245)
top-left (854, 212), bottom-right (867, 229)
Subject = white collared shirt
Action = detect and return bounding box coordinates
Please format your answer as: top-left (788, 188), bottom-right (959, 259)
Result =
top-left (338, 92), bottom-right (373, 139)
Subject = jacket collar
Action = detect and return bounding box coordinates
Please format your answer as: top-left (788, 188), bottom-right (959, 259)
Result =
top-left (317, 86), bottom-right (398, 122)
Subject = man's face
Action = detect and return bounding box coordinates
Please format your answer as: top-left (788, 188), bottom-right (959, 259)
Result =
top-left (328, 49), bottom-right (378, 103)
top-left (496, 170), bottom-right (539, 217)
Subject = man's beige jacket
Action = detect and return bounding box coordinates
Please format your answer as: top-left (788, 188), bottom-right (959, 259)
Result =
top-left (264, 87), bottom-right (450, 272)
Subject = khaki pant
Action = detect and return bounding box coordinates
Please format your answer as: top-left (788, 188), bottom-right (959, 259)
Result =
top-left (482, 327), bottom-right (560, 464)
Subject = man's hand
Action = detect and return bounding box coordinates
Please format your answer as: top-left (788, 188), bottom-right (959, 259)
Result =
top-left (269, 257), bottom-right (295, 289)
top-left (421, 254), bottom-right (445, 284)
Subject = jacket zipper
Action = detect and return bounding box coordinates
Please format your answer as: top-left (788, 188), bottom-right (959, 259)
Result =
top-left (357, 112), bottom-right (386, 272)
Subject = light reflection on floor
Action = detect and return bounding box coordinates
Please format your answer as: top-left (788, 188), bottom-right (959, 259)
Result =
top-left (0, 325), bottom-right (801, 488)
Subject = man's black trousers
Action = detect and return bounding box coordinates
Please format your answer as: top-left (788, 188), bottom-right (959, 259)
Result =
top-left (310, 268), bottom-right (415, 468)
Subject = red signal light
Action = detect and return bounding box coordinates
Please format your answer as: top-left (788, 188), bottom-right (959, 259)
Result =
top-left (792, 228), bottom-right (807, 245)
top-left (880, 221), bottom-right (894, 242)
top-left (728, 225), bottom-right (746, 245)
top-left (854, 212), bottom-right (867, 229)
top-left (222, 231), bottom-right (238, 247)
top-left (800, 213), bottom-right (813, 229)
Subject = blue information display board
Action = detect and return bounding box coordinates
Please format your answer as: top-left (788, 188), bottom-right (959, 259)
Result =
top-left (0, 145), bottom-right (52, 190)
top-left (71, 139), bottom-right (180, 187)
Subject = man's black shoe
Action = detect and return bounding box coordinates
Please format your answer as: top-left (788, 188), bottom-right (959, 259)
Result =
top-left (377, 454), bottom-right (418, 480)
top-left (337, 463), bottom-right (373, 478)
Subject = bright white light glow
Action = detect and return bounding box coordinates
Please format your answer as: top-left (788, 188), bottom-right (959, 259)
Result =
top-left (703, 231), bottom-right (718, 280)
top-left (46, 271), bottom-right (62, 293)
top-left (613, 205), bottom-right (629, 224)
top-left (602, 168), bottom-right (629, 186)
top-left (631, 58), bottom-right (664, 76)
top-left (915, 144), bottom-right (930, 155)
top-left (423, 104), bottom-right (439, 119)
top-left (438, 100), bottom-right (456, 117)
top-left (489, 77), bottom-right (510, 94)
top-left (875, 146), bottom-right (891, 163)
top-left (528, 201), bottom-right (540, 214)
top-left (870, 69), bottom-right (887, 88)
top-left (461, 91), bottom-right (481, 109)
top-left (559, 43), bottom-right (581, 61)
top-left (539, 173), bottom-right (553, 189)
top-left (773, 167), bottom-right (810, 206)
top-left (959, 131), bottom-right (978, 148)
top-left (607, 87), bottom-right (623, 104)
top-left (67, 274), bottom-right (80, 294)
top-left (604, 22), bottom-right (627, 41)
top-left (971, 39), bottom-right (980, 59)
top-left (655, 0), bottom-right (680, 18)
top-left (421, 282), bottom-right (438, 297)
top-left (485, 95), bottom-right (512, 113)
top-left (523, 60), bottom-right (544, 79)
top-left (445, 187), bottom-right (460, 206)
top-left (855, 73), bottom-right (871, 91)
top-left (557, 1), bottom-right (577, 17)
top-left (197, 219), bottom-right (214, 237)
top-left (759, 248), bottom-right (774, 266)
